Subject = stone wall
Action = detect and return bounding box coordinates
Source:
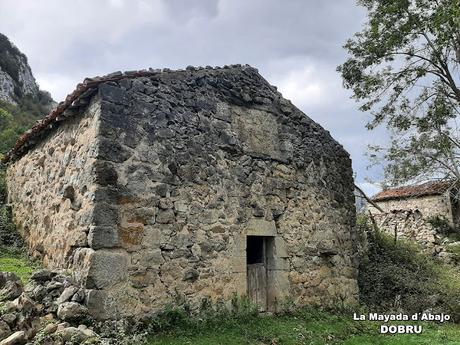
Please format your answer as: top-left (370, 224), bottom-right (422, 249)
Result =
top-left (369, 194), bottom-right (453, 223)
top-left (372, 210), bottom-right (440, 248)
top-left (6, 98), bottom-right (100, 268)
top-left (7, 66), bottom-right (359, 319)
top-left (85, 67), bottom-right (359, 318)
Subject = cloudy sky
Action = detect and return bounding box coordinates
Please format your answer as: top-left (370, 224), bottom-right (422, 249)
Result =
top-left (0, 0), bottom-right (386, 195)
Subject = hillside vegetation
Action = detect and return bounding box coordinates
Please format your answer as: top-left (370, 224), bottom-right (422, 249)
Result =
top-left (358, 217), bottom-right (460, 321)
top-left (0, 98), bottom-right (51, 159)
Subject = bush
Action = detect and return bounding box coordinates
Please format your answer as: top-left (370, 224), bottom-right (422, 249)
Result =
top-left (0, 166), bottom-right (23, 248)
top-left (427, 215), bottom-right (456, 236)
top-left (359, 223), bottom-right (460, 321)
top-left (446, 243), bottom-right (460, 262)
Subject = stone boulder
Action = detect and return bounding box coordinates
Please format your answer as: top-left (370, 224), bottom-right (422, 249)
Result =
top-left (0, 269), bottom-right (100, 344)
top-left (0, 273), bottom-right (23, 302)
top-left (0, 331), bottom-right (26, 345)
top-left (56, 302), bottom-right (88, 322)
top-left (0, 321), bottom-right (11, 341)
top-left (29, 270), bottom-right (55, 283)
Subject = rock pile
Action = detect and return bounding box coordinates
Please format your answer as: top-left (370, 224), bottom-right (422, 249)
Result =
top-left (0, 270), bottom-right (98, 344)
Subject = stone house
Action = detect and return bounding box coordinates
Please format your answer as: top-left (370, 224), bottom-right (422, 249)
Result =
top-left (370, 181), bottom-right (460, 226)
top-left (5, 65), bottom-right (358, 319)
top-left (368, 181), bottom-right (460, 248)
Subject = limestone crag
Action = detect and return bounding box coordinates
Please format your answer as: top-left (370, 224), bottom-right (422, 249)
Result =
top-left (0, 34), bottom-right (41, 105)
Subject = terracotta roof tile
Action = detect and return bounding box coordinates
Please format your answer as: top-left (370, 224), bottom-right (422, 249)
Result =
top-left (372, 180), bottom-right (455, 202)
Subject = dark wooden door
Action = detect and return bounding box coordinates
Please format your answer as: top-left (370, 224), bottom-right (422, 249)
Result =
top-left (247, 263), bottom-right (267, 311)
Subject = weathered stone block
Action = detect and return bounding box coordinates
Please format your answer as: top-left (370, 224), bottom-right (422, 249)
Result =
top-left (57, 302), bottom-right (88, 321)
top-left (174, 200), bottom-right (188, 213)
top-left (267, 257), bottom-right (290, 271)
top-left (246, 218), bottom-right (277, 236)
top-left (119, 224), bottom-right (144, 250)
top-left (267, 270), bottom-right (290, 310)
top-left (98, 83), bottom-right (129, 105)
top-left (91, 203), bottom-right (118, 227)
top-left (97, 138), bottom-right (132, 163)
top-left (93, 160), bottom-right (118, 186)
top-left (274, 236), bottom-right (289, 258)
top-left (85, 250), bottom-right (128, 289)
top-left (230, 256), bottom-right (246, 273)
top-left (156, 209), bottom-right (175, 224)
top-left (88, 226), bottom-right (119, 249)
top-left (85, 290), bottom-right (116, 320)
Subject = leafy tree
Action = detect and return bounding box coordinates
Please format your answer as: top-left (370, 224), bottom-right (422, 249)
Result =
top-left (338, 0), bottom-right (460, 187)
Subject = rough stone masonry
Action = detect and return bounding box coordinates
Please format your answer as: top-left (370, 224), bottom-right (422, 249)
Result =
top-left (5, 65), bottom-right (359, 319)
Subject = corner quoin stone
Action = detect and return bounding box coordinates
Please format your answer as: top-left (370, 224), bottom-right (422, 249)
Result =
top-left (88, 226), bottom-right (119, 249)
top-left (85, 250), bottom-right (128, 289)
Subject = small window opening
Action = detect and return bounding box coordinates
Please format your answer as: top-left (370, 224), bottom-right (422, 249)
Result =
top-left (247, 236), bottom-right (265, 264)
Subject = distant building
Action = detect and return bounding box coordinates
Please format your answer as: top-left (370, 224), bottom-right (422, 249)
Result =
top-left (369, 181), bottom-right (460, 227)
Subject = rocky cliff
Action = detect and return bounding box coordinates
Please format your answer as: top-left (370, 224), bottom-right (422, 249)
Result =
top-left (0, 33), bottom-right (51, 105)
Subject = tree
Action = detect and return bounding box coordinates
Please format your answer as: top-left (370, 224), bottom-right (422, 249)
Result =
top-left (338, 0), bottom-right (460, 187)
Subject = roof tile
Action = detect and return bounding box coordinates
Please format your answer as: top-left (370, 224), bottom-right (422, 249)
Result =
top-left (372, 180), bottom-right (456, 202)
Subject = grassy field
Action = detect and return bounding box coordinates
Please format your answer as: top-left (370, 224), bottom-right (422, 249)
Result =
top-left (0, 247), bottom-right (39, 282)
top-left (146, 310), bottom-right (460, 345)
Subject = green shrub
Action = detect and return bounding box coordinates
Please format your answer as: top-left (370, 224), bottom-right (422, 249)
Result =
top-left (0, 164), bottom-right (23, 248)
top-left (427, 215), bottom-right (456, 236)
top-left (446, 243), bottom-right (460, 262)
top-left (359, 227), bottom-right (460, 321)
top-left (0, 95), bottom-right (49, 268)
top-left (0, 97), bottom-right (51, 158)
top-left (0, 248), bottom-right (39, 282)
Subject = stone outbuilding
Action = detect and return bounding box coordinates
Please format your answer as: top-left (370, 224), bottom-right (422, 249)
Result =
top-left (370, 181), bottom-right (460, 227)
top-left (5, 65), bottom-right (358, 318)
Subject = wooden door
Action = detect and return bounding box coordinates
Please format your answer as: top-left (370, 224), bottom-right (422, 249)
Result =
top-left (247, 263), bottom-right (267, 311)
top-left (247, 236), bottom-right (268, 311)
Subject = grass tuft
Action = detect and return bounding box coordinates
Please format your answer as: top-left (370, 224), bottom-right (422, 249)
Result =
top-left (0, 246), bottom-right (40, 283)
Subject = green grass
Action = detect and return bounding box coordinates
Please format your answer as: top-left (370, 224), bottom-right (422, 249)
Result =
top-left (446, 243), bottom-right (460, 261)
top-left (0, 247), bottom-right (39, 282)
top-left (145, 311), bottom-right (460, 345)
